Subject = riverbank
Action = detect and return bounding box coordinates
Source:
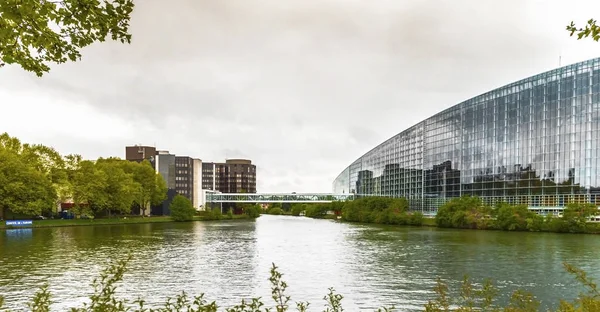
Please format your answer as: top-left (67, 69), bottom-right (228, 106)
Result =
top-left (0, 214), bottom-right (251, 230)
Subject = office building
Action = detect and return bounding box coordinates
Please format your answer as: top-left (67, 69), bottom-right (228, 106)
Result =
top-left (333, 57), bottom-right (600, 213)
top-left (125, 146), bottom-right (202, 213)
top-left (202, 159), bottom-right (257, 193)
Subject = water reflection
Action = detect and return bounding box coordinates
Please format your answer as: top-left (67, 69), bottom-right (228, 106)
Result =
top-left (0, 216), bottom-right (599, 311)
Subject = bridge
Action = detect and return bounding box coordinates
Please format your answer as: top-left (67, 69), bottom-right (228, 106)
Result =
top-left (205, 193), bottom-right (355, 203)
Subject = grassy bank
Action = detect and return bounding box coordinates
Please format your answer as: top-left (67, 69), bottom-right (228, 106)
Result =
top-left (421, 217), bottom-right (436, 226)
top-left (0, 214), bottom-right (251, 230)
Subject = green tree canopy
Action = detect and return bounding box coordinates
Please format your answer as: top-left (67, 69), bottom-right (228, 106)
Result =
top-left (0, 148), bottom-right (56, 218)
top-left (170, 195), bottom-right (196, 222)
top-left (95, 159), bottom-right (139, 215)
top-left (71, 160), bottom-right (107, 216)
top-left (0, 0), bottom-right (134, 76)
top-left (121, 160), bottom-right (167, 216)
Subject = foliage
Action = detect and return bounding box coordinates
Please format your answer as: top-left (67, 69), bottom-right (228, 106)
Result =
top-left (304, 203), bottom-right (331, 218)
top-left (0, 0), bottom-right (134, 77)
top-left (341, 197), bottom-right (423, 226)
top-left (0, 133), bottom-right (168, 219)
top-left (494, 203), bottom-right (533, 231)
top-left (95, 158), bottom-right (139, 215)
top-left (267, 207), bottom-right (284, 215)
top-left (206, 207), bottom-right (223, 221)
top-left (71, 160), bottom-right (108, 217)
top-left (270, 202), bottom-right (282, 209)
top-left (170, 195), bottom-right (196, 222)
top-left (123, 159), bottom-right (167, 217)
top-left (290, 204), bottom-right (305, 216)
top-left (244, 204), bottom-right (262, 218)
top-left (435, 198), bottom-right (600, 234)
top-left (3, 256), bottom-right (600, 312)
top-left (568, 19), bottom-right (600, 42)
top-left (0, 147), bottom-right (57, 218)
top-left (435, 196), bottom-right (492, 229)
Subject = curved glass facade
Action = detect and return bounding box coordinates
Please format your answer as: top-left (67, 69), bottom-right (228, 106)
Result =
top-left (333, 58), bottom-right (600, 212)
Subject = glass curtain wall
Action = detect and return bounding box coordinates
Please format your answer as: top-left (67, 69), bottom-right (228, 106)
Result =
top-left (333, 58), bottom-right (600, 212)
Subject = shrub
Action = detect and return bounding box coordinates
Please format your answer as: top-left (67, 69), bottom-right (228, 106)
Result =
top-left (169, 195), bottom-right (196, 222)
top-left (435, 196), bottom-right (490, 229)
top-left (291, 204), bottom-right (305, 216)
top-left (267, 207), bottom-right (283, 215)
top-left (244, 205), bottom-right (262, 218)
top-left (208, 207), bottom-right (223, 220)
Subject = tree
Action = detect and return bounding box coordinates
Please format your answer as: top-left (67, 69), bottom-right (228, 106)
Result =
top-left (0, 133), bottom-right (69, 215)
top-left (124, 160), bottom-right (167, 216)
top-left (568, 19), bottom-right (600, 42)
top-left (71, 160), bottom-right (107, 217)
top-left (0, 0), bottom-right (134, 76)
top-left (0, 148), bottom-right (56, 218)
top-left (170, 195), bottom-right (196, 222)
top-left (95, 159), bottom-right (138, 216)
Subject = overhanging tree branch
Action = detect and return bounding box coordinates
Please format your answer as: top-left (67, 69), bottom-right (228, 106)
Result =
top-left (0, 0), bottom-right (134, 76)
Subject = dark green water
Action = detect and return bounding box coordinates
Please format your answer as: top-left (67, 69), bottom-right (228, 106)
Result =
top-left (1, 215), bottom-right (598, 311)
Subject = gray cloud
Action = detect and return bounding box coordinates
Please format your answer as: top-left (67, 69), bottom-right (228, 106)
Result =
top-left (2, 0), bottom-right (600, 192)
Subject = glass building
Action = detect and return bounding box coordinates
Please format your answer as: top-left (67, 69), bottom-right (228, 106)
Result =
top-left (333, 58), bottom-right (600, 213)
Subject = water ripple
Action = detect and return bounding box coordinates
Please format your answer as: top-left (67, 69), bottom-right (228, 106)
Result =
top-left (1, 216), bottom-right (599, 311)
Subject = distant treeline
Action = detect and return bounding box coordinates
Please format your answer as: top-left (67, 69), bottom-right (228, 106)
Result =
top-left (0, 133), bottom-right (167, 219)
top-left (281, 195), bottom-right (600, 234)
top-left (284, 197), bottom-right (425, 226)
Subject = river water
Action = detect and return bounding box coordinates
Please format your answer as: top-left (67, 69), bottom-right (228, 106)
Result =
top-left (1, 215), bottom-right (599, 311)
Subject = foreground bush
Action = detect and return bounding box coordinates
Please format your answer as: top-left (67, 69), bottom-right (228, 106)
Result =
top-left (2, 255), bottom-right (598, 312)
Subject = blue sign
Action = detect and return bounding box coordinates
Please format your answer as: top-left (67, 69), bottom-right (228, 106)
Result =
top-left (6, 220), bottom-right (33, 226)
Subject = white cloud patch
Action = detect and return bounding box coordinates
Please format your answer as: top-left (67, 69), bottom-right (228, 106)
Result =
top-left (1, 0), bottom-right (600, 192)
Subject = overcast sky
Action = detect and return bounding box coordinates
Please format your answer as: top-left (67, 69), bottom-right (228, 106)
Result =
top-left (2, 0), bottom-right (600, 193)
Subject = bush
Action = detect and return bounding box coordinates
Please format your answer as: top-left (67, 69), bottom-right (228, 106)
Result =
top-left (169, 195), bottom-right (196, 222)
top-left (291, 204), bottom-right (305, 216)
top-left (244, 205), bottom-right (262, 218)
top-left (207, 207), bottom-right (223, 220)
top-left (304, 204), bottom-right (330, 218)
top-left (267, 207), bottom-right (283, 215)
top-left (435, 196), bottom-right (490, 229)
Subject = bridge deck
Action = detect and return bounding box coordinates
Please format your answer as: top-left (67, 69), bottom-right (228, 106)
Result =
top-left (206, 193), bottom-right (354, 203)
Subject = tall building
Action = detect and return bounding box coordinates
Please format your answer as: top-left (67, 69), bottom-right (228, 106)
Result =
top-left (333, 57), bottom-right (600, 213)
top-left (174, 156), bottom-right (202, 208)
top-left (125, 147), bottom-right (203, 213)
top-left (125, 146), bottom-right (254, 212)
top-left (202, 159), bottom-right (257, 193)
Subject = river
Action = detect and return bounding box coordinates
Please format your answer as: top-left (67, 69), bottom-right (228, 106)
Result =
top-left (1, 215), bottom-right (599, 311)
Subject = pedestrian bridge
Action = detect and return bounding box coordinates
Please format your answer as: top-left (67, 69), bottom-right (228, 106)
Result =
top-left (206, 193), bottom-right (355, 203)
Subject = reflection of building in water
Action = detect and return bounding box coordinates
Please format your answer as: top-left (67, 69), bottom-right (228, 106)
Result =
top-left (333, 58), bottom-right (600, 212)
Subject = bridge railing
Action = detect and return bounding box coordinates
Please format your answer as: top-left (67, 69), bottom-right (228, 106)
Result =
top-left (206, 193), bottom-right (355, 203)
